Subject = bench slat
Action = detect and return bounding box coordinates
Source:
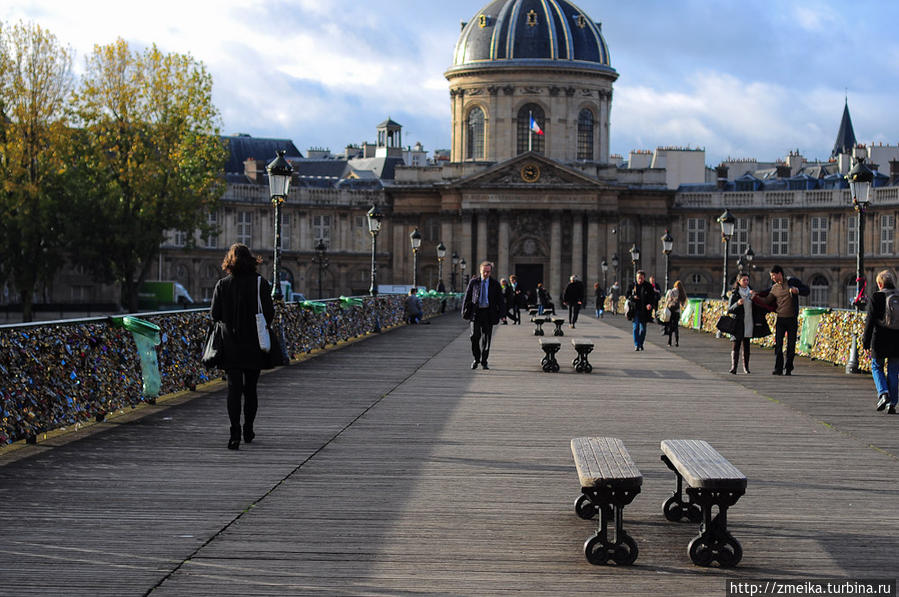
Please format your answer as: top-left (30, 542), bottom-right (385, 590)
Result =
top-left (571, 338), bottom-right (594, 347)
top-left (571, 437), bottom-right (643, 489)
top-left (539, 338), bottom-right (561, 345)
top-left (661, 439), bottom-right (746, 491)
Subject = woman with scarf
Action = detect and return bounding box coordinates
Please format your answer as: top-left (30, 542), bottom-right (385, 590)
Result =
top-left (662, 280), bottom-right (687, 346)
top-left (726, 272), bottom-right (771, 374)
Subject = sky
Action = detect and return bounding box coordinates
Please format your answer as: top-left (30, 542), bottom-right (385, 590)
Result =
top-left (4, 0), bottom-right (899, 166)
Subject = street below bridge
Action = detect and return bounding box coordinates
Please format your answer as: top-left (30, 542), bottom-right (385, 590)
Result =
top-left (0, 311), bottom-right (896, 596)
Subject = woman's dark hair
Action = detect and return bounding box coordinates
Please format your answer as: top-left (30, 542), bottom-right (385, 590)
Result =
top-left (222, 243), bottom-right (262, 275)
top-left (732, 272), bottom-right (750, 291)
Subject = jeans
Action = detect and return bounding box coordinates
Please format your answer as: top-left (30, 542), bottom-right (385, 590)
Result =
top-left (632, 319), bottom-right (647, 348)
top-left (774, 316), bottom-right (798, 372)
top-left (871, 356), bottom-right (899, 405)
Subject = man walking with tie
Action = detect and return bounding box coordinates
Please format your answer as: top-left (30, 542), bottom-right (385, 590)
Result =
top-left (462, 261), bottom-right (504, 370)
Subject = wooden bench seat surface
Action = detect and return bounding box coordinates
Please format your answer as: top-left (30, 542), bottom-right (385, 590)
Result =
top-left (539, 338), bottom-right (561, 346)
top-left (660, 439), bottom-right (746, 491)
top-left (571, 437), bottom-right (643, 489)
top-left (571, 338), bottom-right (594, 347)
top-left (552, 318), bottom-right (565, 323)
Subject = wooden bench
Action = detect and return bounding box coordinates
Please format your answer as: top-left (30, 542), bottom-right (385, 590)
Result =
top-left (570, 437), bottom-right (642, 565)
top-left (538, 338), bottom-right (561, 372)
top-left (570, 339), bottom-right (594, 373)
top-left (532, 316), bottom-right (548, 336)
top-left (552, 317), bottom-right (565, 336)
top-left (660, 439), bottom-right (747, 568)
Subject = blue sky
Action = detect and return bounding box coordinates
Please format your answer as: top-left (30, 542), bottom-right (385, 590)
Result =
top-left (4, 0), bottom-right (898, 166)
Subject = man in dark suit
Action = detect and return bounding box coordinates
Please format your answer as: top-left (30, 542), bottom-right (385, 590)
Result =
top-left (462, 261), bottom-right (505, 370)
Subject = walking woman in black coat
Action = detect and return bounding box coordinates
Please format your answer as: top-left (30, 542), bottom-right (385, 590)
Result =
top-left (211, 244), bottom-right (275, 450)
top-left (726, 272), bottom-right (771, 374)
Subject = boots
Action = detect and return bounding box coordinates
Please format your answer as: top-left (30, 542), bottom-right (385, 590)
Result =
top-left (730, 344), bottom-right (739, 374)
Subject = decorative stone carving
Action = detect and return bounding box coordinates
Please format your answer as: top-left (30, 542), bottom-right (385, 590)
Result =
top-left (522, 86), bottom-right (542, 95)
top-left (565, 87), bottom-right (576, 97)
top-left (468, 87), bottom-right (484, 96)
top-left (487, 86), bottom-right (499, 96)
top-left (549, 86), bottom-right (561, 97)
top-left (502, 85), bottom-right (515, 96)
top-left (581, 89), bottom-right (593, 97)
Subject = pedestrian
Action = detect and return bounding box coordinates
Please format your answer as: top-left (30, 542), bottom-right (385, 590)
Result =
top-left (594, 282), bottom-right (606, 318)
top-left (462, 261), bottom-right (504, 370)
top-left (536, 282), bottom-right (549, 315)
top-left (404, 287), bottom-right (423, 324)
top-left (863, 269), bottom-right (899, 413)
top-left (437, 279), bottom-right (447, 313)
top-left (500, 278), bottom-right (510, 324)
top-left (663, 280), bottom-right (688, 347)
top-left (726, 273), bottom-right (771, 373)
top-left (627, 270), bottom-right (658, 351)
top-left (509, 274), bottom-right (522, 324)
top-left (648, 275), bottom-right (662, 304)
top-left (755, 265), bottom-right (810, 375)
top-left (563, 275), bottom-right (586, 328)
top-left (210, 243), bottom-right (275, 450)
top-left (609, 281), bottom-right (621, 315)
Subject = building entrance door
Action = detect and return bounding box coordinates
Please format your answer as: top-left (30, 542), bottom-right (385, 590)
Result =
top-left (514, 264), bottom-right (543, 302)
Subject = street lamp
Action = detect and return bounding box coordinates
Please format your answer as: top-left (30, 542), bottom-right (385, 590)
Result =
top-left (460, 258), bottom-right (467, 286)
top-left (611, 254), bottom-right (619, 284)
top-left (312, 238), bottom-right (328, 299)
top-left (717, 209), bottom-right (736, 299)
top-left (436, 242), bottom-right (446, 287)
top-left (366, 204), bottom-right (383, 296)
top-left (266, 150), bottom-right (293, 300)
top-left (846, 157), bottom-right (874, 374)
top-left (410, 228), bottom-right (422, 287)
top-left (743, 245), bottom-right (754, 283)
top-left (661, 229), bottom-right (674, 292)
top-left (451, 251), bottom-right (459, 292)
top-left (601, 258), bottom-right (608, 291)
top-left (628, 244), bottom-right (640, 283)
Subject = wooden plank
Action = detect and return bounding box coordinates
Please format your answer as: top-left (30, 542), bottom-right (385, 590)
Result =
top-left (570, 437), bottom-right (642, 488)
top-left (661, 438), bottom-right (747, 490)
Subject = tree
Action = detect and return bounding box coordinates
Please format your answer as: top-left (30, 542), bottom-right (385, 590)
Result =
top-left (72, 39), bottom-right (227, 311)
top-left (0, 21), bottom-right (75, 321)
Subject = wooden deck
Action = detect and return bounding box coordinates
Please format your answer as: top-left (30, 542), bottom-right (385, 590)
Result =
top-left (0, 312), bottom-right (897, 596)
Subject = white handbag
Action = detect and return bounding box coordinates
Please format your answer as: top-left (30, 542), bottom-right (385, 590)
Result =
top-left (255, 276), bottom-right (271, 353)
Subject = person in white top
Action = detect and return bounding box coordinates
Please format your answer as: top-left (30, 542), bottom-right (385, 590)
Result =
top-left (725, 273), bottom-right (772, 374)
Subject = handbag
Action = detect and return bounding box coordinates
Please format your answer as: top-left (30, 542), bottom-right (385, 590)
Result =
top-left (715, 314), bottom-right (738, 335)
top-left (264, 320), bottom-right (290, 369)
top-left (255, 276), bottom-right (271, 353)
top-left (658, 306), bottom-right (671, 323)
top-left (201, 321), bottom-right (226, 369)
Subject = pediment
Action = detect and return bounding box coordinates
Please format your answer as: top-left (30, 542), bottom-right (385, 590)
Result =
top-left (450, 153), bottom-right (611, 189)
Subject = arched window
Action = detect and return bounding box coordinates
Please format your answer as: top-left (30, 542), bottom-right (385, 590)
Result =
top-left (809, 275), bottom-right (829, 306)
top-left (467, 107), bottom-right (485, 160)
top-left (516, 103), bottom-right (545, 155)
top-left (577, 109), bottom-right (595, 160)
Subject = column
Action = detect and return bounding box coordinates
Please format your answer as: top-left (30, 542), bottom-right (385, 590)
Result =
top-left (571, 215), bottom-right (583, 279)
top-left (477, 212), bottom-right (487, 265)
top-left (550, 213), bottom-right (561, 300)
top-left (498, 215), bottom-right (510, 278)
top-left (461, 213), bottom-right (473, 277)
top-left (586, 216), bottom-right (599, 291)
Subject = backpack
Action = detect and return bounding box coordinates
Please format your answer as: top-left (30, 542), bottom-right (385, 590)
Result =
top-left (879, 289), bottom-right (899, 330)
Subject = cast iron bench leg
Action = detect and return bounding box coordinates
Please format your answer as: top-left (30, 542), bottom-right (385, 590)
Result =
top-left (660, 454), bottom-right (702, 523)
top-left (576, 487), bottom-right (639, 566)
top-left (685, 488), bottom-right (743, 567)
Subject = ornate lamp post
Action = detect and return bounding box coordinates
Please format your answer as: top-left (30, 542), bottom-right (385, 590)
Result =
top-left (366, 204), bottom-right (383, 296)
top-left (846, 157), bottom-right (874, 374)
top-left (628, 244), bottom-right (640, 284)
top-left (266, 150), bottom-right (293, 300)
top-left (313, 239), bottom-right (328, 299)
top-left (451, 251), bottom-right (459, 292)
top-left (717, 209), bottom-right (735, 299)
top-left (612, 254), bottom-right (619, 285)
top-left (661, 229), bottom-right (674, 292)
top-left (436, 242), bottom-right (446, 286)
top-left (410, 228), bottom-right (422, 287)
top-left (601, 258), bottom-right (608, 291)
top-left (743, 245), bottom-right (754, 284)
top-left (460, 258), bottom-right (467, 286)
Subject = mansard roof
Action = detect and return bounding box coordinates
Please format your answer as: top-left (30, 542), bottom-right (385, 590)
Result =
top-left (223, 135), bottom-right (302, 175)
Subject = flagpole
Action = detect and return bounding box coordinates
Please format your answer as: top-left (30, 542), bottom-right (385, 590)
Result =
top-left (528, 110), bottom-right (532, 152)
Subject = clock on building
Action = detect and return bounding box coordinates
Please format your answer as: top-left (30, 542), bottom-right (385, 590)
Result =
top-left (521, 163), bottom-right (541, 183)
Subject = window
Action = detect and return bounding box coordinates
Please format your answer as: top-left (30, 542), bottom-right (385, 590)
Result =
top-left (848, 215), bottom-right (858, 256)
top-left (281, 213), bottom-right (291, 251)
top-left (577, 109), bottom-right (594, 161)
top-left (205, 211), bottom-right (218, 248)
top-left (880, 214), bottom-right (895, 255)
top-left (731, 217), bottom-right (749, 256)
top-left (809, 275), bottom-right (829, 306)
top-left (810, 216), bottom-right (828, 256)
top-left (71, 286), bottom-right (90, 302)
top-left (687, 218), bottom-right (706, 256)
top-left (237, 211), bottom-right (252, 245)
top-left (516, 103), bottom-right (545, 155)
top-left (172, 230), bottom-right (187, 248)
top-left (690, 273), bottom-right (703, 286)
top-left (771, 217), bottom-right (789, 256)
top-left (312, 214), bottom-right (331, 244)
top-left (467, 107), bottom-right (485, 160)
top-left (426, 218), bottom-right (440, 242)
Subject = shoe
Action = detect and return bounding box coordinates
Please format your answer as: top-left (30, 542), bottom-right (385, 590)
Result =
top-left (743, 368), bottom-right (750, 374)
top-left (729, 368), bottom-right (737, 375)
top-left (481, 362), bottom-right (489, 370)
top-left (772, 370), bottom-right (783, 375)
top-left (227, 439), bottom-right (240, 450)
top-left (784, 370), bottom-right (792, 376)
top-left (634, 347), bottom-right (640, 351)
top-left (675, 341), bottom-right (679, 347)
top-left (876, 394), bottom-right (889, 411)
top-left (639, 346), bottom-right (644, 351)
top-left (571, 324), bottom-right (576, 329)
top-left (243, 427), bottom-right (255, 444)
top-left (471, 361), bottom-right (479, 370)
top-left (889, 405), bottom-right (897, 415)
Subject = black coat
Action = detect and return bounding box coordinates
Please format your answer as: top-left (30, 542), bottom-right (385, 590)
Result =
top-left (863, 288), bottom-right (899, 360)
top-left (462, 276), bottom-right (505, 325)
top-left (563, 280), bottom-right (586, 306)
top-left (210, 272), bottom-right (275, 370)
top-left (727, 290), bottom-right (772, 340)
top-left (628, 280), bottom-right (658, 323)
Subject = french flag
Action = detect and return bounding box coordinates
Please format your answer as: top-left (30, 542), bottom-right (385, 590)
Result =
top-left (529, 115), bottom-right (544, 136)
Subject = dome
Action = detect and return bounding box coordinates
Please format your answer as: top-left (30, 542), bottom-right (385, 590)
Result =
top-left (448, 0), bottom-right (615, 75)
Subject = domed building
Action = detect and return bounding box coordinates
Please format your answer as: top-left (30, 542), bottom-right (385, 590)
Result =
top-left (446, 0), bottom-right (617, 163)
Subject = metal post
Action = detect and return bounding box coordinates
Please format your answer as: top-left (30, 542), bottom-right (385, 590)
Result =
top-left (272, 199), bottom-right (283, 301)
top-left (438, 258), bottom-right (443, 284)
top-left (721, 237), bottom-right (730, 299)
top-left (412, 250), bottom-right (419, 288)
top-left (847, 206), bottom-right (866, 374)
top-left (664, 253), bottom-right (670, 294)
top-left (369, 232), bottom-right (378, 296)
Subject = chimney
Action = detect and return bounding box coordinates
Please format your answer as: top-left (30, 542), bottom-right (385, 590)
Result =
top-left (890, 160), bottom-right (899, 185)
top-left (776, 165), bottom-right (791, 179)
top-left (716, 164), bottom-right (728, 190)
top-left (243, 158), bottom-right (262, 183)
